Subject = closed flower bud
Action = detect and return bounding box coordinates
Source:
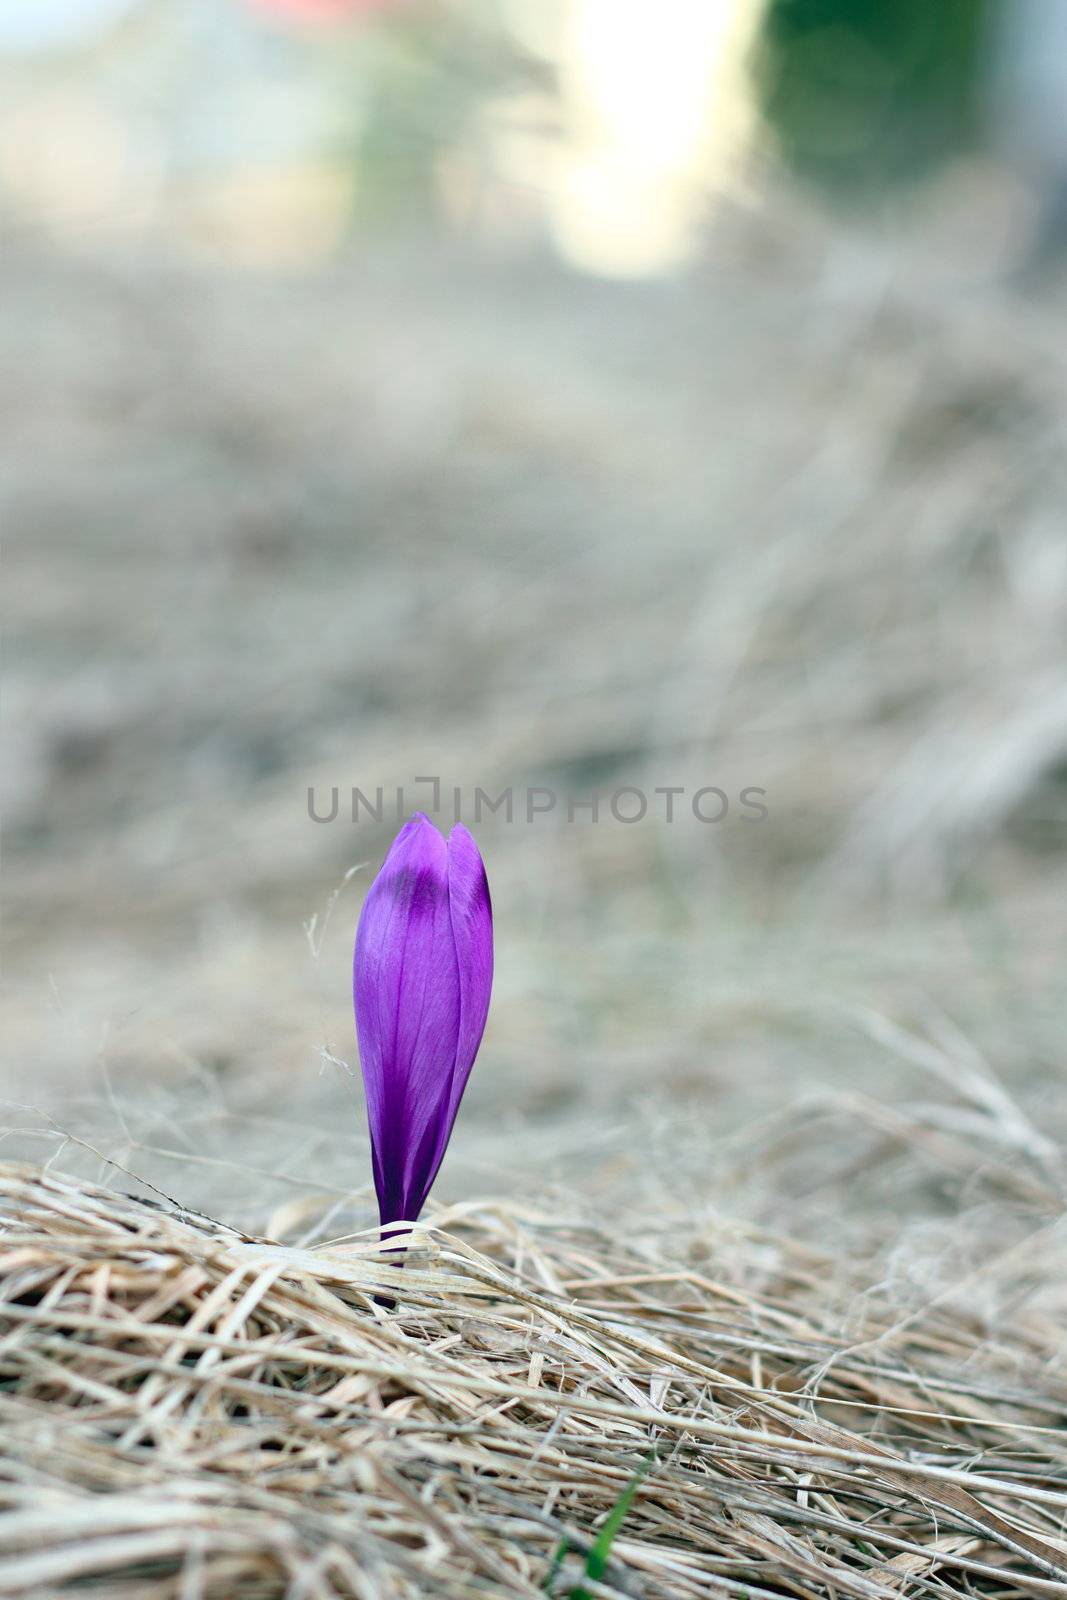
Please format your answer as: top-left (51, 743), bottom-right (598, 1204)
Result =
top-left (353, 813), bottom-right (493, 1230)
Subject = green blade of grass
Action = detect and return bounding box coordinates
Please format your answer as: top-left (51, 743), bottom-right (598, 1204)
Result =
top-left (542, 1536), bottom-right (570, 1592)
top-left (568, 1454), bottom-right (654, 1598)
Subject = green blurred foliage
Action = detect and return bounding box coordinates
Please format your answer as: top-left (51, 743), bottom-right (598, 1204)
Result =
top-left (754, 0), bottom-right (994, 192)
top-left (345, 4), bottom-right (550, 221)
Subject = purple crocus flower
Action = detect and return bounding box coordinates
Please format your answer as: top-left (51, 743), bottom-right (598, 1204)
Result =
top-left (354, 812), bottom-right (493, 1231)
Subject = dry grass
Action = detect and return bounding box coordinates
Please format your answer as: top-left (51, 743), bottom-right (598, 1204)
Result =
top-left (4, 171), bottom-right (1067, 1600)
top-left (2, 1152), bottom-right (1066, 1600)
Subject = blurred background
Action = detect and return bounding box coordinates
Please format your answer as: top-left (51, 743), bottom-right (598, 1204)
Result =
top-left (3, 0), bottom-right (1065, 1246)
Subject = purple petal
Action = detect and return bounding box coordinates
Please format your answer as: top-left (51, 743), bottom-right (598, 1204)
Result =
top-left (402, 823), bottom-right (495, 1213)
top-left (354, 813), bottom-right (460, 1225)
top-left (445, 824), bottom-right (493, 1124)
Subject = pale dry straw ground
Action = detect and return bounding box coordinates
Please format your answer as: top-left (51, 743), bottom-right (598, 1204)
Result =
top-left (3, 190), bottom-right (1066, 1596)
top-left (1, 1103), bottom-right (1065, 1600)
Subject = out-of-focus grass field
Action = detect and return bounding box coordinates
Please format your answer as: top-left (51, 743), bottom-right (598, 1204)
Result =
top-left (2, 2), bottom-right (1064, 1242)
top-left (4, 198), bottom-right (1064, 1237)
top-left (2, 7), bottom-right (1067, 1596)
